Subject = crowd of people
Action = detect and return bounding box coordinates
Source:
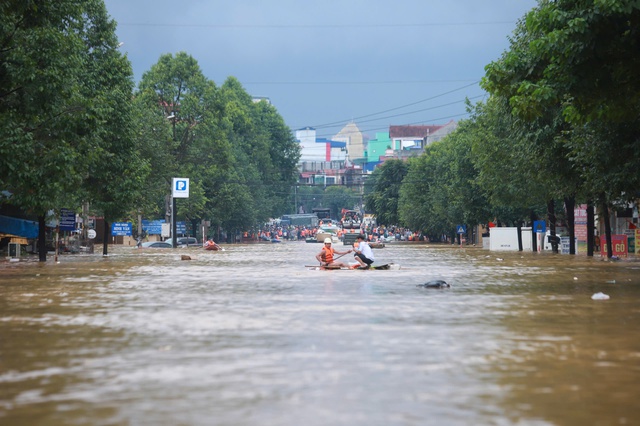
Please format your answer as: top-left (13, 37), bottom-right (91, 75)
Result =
top-left (252, 222), bottom-right (428, 243)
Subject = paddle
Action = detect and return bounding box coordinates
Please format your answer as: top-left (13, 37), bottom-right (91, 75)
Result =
top-left (317, 249), bottom-right (351, 267)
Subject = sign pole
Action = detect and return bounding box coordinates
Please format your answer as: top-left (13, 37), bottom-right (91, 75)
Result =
top-left (54, 225), bottom-right (59, 262)
top-left (456, 224), bottom-right (466, 248)
top-left (171, 177), bottom-right (190, 248)
top-left (172, 196), bottom-right (177, 248)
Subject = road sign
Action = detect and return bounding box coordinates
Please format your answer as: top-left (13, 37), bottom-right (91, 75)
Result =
top-left (59, 208), bottom-right (76, 231)
top-left (142, 219), bottom-right (165, 235)
top-left (111, 222), bottom-right (132, 236)
top-left (172, 178), bottom-right (190, 198)
top-left (456, 225), bottom-right (467, 234)
top-left (534, 220), bottom-right (546, 233)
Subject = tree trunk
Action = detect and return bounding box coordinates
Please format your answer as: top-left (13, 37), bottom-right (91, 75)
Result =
top-left (103, 220), bottom-right (110, 256)
top-left (530, 210), bottom-right (537, 252)
top-left (564, 196), bottom-right (576, 255)
top-left (600, 196), bottom-right (613, 258)
top-left (38, 214), bottom-right (47, 262)
top-left (587, 201), bottom-right (595, 257)
top-left (547, 199), bottom-right (558, 253)
top-left (190, 218), bottom-right (199, 241)
top-left (517, 221), bottom-right (523, 251)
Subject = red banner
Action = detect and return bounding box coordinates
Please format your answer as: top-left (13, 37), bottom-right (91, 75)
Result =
top-left (601, 235), bottom-right (628, 257)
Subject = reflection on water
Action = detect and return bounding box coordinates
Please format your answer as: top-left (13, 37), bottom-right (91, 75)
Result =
top-left (1, 242), bottom-right (639, 425)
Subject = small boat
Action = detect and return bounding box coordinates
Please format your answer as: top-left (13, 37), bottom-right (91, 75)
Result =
top-left (369, 242), bottom-right (385, 249)
top-left (271, 238), bottom-right (281, 243)
top-left (203, 241), bottom-right (222, 251)
top-left (306, 263), bottom-right (396, 270)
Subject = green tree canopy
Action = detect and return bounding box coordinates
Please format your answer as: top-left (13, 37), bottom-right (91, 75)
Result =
top-left (0, 0), bottom-right (141, 260)
top-left (364, 159), bottom-right (409, 226)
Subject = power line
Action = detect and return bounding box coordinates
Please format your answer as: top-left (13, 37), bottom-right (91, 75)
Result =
top-left (307, 81), bottom-right (480, 129)
top-left (312, 112), bottom-right (472, 140)
top-left (325, 95), bottom-right (485, 128)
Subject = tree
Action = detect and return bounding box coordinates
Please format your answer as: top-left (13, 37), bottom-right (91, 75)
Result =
top-left (218, 77), bottom-right (300, 226)
top-left (364, 159), bottom-right (409, 226)
top-left (399, 143), bottom-right (464, 240)
top-left (136, 52), bottom-right (229, 237)
top-left (135, 55), bottom-right (300, 236)
top-left (323, 185), bottom-right (359, 220)
top-left (0, 0), bottom-right (139, 261)
top-left (483, 1), bottom-right (640, 257)
top-left (77, 1), bottom-right (147, 256)
top-left (297, 185), bottom-right (325, 214)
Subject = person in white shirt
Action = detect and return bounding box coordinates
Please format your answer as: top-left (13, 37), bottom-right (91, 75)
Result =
top-left (353, 234), bottom-right (374, 269)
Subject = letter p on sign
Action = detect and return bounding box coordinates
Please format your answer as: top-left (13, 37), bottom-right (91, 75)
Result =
top-left (172, 177), bottom-right (190, 198)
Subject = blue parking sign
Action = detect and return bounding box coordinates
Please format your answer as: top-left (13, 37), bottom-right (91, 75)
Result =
top-left (172, 177), bottom-right (190, 198)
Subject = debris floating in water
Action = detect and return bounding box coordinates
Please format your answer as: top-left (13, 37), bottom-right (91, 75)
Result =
top-left (591, 292), bottom-right (610, 300)
top-left (417, 280), bottom-right (450, 289)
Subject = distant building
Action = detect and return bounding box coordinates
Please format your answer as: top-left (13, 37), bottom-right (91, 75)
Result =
top-left (367, 132), bottom-right (391, 162)
top-left (333, 122), bottom-right (366, 164)
top-left (295, 127), bottom-right (346, 177)
top-left (370, 121), bottom-right (458, 166)
top-left (294, 127), bottom-right (364, 189)
top-left (389, 120), bottom-right (458, 151)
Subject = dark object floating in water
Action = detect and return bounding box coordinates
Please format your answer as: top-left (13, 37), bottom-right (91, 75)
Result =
top-left (417, 280), bottom-right (450, 288)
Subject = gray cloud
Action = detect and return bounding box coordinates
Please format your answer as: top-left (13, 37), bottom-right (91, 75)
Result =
top-left (105, 0), bottom-right (537, 137)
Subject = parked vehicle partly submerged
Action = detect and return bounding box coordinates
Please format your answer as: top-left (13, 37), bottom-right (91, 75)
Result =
top-left (164, 237), bottom-right (198, 246)
top-left (140, 241), bottom-right (172, 248)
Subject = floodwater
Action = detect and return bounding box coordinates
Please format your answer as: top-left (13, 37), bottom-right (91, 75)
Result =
top-left (1, 241), bottom-right (639, 426)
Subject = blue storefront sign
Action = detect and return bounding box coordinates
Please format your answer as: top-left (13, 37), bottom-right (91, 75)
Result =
top-left (141, 220), bottom-right (185, 235)
top-left (59, 208), bottom-right (76, 231)
top-left (177, 221), bottom-right (186, 234)
top-left (111, 222), bottom-right (132, 236)
top-left (142, 219), bottom-right (164, 235)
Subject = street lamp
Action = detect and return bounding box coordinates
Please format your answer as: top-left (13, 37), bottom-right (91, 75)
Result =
top-left (167, 112), bottom-right (176, 141)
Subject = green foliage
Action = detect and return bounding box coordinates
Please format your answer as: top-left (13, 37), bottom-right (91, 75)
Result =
top-left (134, 54), bottom-right (299, 232)
top-left (323, 185), bottom-right (359, 219)
top-left (483, 0), bottom-right (640, 210)
top-left (0, 0), bottom-right (146, 259)
top-left (296, 185), bottom-right (325, 214)
top-left (364, 159), bottom-right (409, 226)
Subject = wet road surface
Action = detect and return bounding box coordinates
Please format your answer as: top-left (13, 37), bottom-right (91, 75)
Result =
top-left (1, 241), bottom-right (639, 425)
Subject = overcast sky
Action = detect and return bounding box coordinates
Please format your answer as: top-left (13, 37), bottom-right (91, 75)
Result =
top-left (104, 0), bottom-right (538, 139)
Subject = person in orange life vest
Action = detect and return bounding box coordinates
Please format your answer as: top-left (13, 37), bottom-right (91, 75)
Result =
top-left (204, 238), bottom-right (221, 250)
top-left (316, 238), bottom-right (351, 267)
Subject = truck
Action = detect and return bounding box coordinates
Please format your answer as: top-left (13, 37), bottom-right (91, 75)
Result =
top-left (280, 214), bottom-right (319, 227)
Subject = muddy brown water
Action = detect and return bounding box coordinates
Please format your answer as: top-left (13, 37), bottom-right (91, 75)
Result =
top-left (1, 242), bottom-right (639, 425)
